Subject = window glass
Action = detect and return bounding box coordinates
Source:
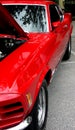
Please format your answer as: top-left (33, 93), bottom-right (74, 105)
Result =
top-left (5, 5), bottom-right (47, 32)
top-left (49, 5), bottom-right (60, 23)
top-left (57, 5), bottom-right (63, 16)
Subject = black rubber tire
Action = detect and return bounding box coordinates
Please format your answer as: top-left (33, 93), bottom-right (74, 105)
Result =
top-left (63, 37), bottom-right (71, 61)
top-left (28, 80), bottom-right (48, 130)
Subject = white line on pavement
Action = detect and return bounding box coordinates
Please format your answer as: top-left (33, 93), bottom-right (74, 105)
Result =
top-left (71, 50), bottom-right (75, 56)
top-left (61, 61), bottom-right (75, 65)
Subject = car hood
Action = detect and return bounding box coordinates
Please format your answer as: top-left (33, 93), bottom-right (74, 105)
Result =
top-left (0, 4), bottom-right (27, 38)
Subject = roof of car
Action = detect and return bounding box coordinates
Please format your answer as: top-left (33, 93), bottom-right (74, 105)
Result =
top-left (0, 0), bottom-right (55, 5)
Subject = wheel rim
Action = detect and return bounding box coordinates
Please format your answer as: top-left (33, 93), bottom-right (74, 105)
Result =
top-left (38, 86), bottom-right (46, 128)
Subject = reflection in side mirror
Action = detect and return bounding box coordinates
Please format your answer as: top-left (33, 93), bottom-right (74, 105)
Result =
top-left (52, 21), bottom-right (61, 28)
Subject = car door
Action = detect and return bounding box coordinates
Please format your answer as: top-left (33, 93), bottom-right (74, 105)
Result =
top-left (56, 5), bottom-right (69, 54)
top-left (49, 4), bottom-right (68, 69)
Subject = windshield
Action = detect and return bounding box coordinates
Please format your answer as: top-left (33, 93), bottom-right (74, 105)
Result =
top-left (5, 5), bottom-right (47, 33)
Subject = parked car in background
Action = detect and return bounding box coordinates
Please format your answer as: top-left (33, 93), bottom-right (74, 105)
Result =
top-left (0, 0), bottom-right (73, 130)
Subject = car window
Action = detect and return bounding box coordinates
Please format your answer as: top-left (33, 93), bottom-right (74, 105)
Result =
top-left (49, 5), bottom-right (60, 23)
top-left (49, 4), bottom-right (63, 23)
top-left (56, 5), bottom-right (64, 21)
top-left (4, 5), bottom-right (47, 33)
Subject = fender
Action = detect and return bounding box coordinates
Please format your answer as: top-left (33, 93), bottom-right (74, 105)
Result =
top-left (33, 65), bottom-right (52, 103)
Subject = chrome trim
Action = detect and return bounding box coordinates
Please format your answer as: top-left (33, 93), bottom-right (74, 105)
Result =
top-left (6, 116), bottom-right (32, 130)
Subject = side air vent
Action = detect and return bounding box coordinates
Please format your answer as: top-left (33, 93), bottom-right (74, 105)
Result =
top-left (0, 102), bottom-right (24, 129)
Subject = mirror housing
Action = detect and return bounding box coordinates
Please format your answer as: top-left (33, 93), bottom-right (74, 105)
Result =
top-left (64, 13), bottom-right (72, 23)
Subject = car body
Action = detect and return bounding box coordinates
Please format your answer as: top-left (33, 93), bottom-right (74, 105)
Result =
top-left (0, 0), bottom-right (73, 130)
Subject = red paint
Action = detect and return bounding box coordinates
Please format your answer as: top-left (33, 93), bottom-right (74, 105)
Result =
top-left (0, 0), bottom-right (73, 129)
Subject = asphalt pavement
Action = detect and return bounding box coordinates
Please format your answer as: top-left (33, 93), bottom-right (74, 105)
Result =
top-left (46, 21), bottom-right (75, 130)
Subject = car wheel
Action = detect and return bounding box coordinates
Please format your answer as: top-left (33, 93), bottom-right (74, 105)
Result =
top-left (28, 80), bottom-right (48, 130)
top-left (63, 37), bottom-right (71, 60)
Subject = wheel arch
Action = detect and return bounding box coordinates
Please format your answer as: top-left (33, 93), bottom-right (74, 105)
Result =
top-left (45, 69), bottom-right (52, 85)
top-left (38, 67), bottom-right (52, 88)
top-left (33, 67), bottom-right (52, 104)
top-left (27, 67), bottom-right (52, 125)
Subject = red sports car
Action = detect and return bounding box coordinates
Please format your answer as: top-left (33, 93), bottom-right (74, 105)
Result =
top-left (0, 0), bottom-right (73, 130)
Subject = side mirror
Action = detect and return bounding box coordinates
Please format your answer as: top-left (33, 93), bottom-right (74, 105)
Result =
top-left (52, 21), bottom-right (61, 28)
top-left (64, 13), bottom-right (72, 23)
